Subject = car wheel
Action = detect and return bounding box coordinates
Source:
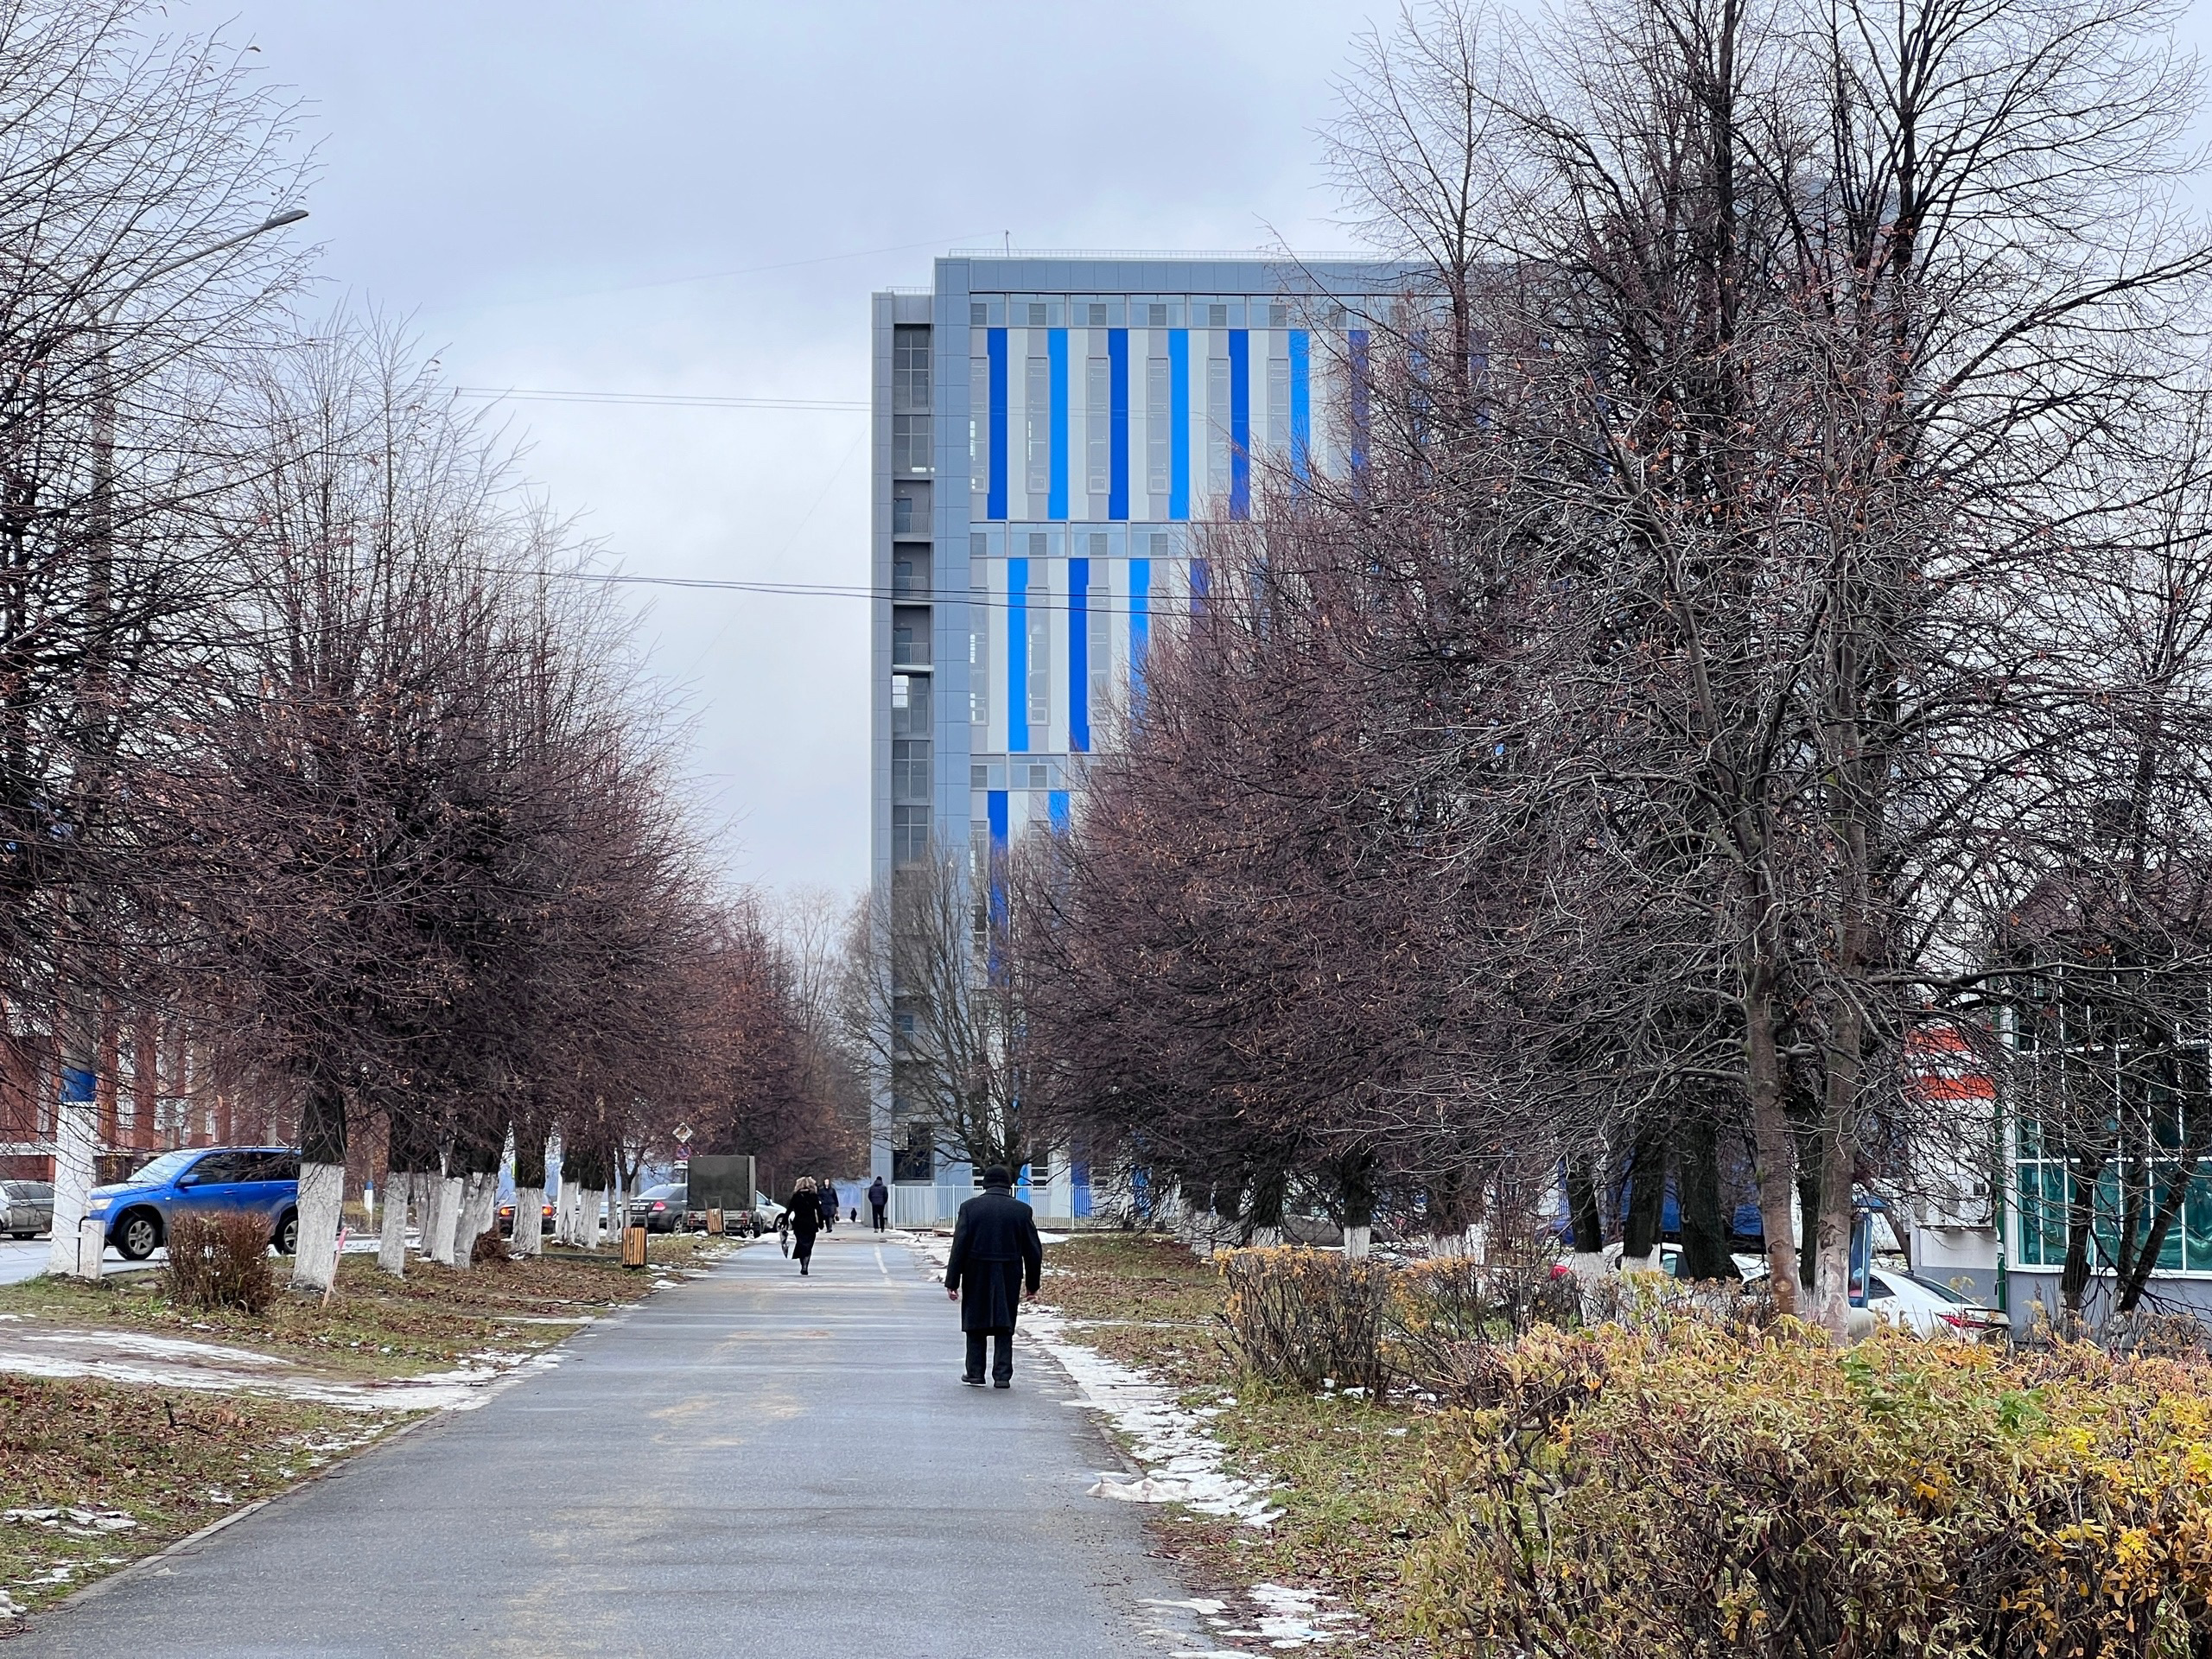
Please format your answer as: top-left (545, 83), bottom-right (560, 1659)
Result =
top-left (114, 1209), bottom-right (161, 1261)
top-left (274, 1209), bottom-right (299, 1256)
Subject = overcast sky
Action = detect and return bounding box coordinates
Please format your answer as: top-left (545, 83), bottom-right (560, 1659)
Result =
top-left (155, 0), bottom-right (1396, 902)
top-left (161, 0), bottom-right (2212, 903)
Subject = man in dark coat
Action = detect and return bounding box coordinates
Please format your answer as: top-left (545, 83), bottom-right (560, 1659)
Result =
top-left (817, 1180), bottom-right (837, 1233)
top-left (944, 1166), bottom-right (1044, 1389)
top-left (868, 1176), bottom-right (889, 1231)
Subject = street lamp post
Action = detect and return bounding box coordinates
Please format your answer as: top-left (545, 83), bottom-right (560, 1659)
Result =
top-left (47, 209), bottom-right (308, 1278)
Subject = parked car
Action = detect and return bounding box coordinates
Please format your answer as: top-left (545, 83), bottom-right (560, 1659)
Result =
top-left (1865, 1266), bottom-right (2011, 1339)
top-left (1600, 1240), bottom-right (1770, 1281)
top-left (628, 1183), bottom-right (696, 1235)
top-left (86, 1147), bottom-right (301, 1262)
top-left (750, 1193), bottom-right (785, 1236)
top-left (497, 1198), bottom-right (556, 1237)
top-left (1, 1179), bottom-right (53, 1239)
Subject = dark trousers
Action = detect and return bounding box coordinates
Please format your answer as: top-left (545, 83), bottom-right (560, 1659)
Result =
top-left (870, 1202), bottom-right (887, 1230)
top-left (965, 1328), bottom-right (1014, 1384)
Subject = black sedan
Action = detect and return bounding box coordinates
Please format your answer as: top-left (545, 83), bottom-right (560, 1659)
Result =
top-left (628, 1183), bottom-right (696, 1234)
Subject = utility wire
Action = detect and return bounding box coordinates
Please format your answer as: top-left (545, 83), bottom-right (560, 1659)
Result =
top-left (539, 567), bottom-right (1200, 620)
top-left (455, 387), bottom-right (866, 411)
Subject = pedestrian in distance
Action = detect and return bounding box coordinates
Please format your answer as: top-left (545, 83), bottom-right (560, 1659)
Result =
top-left (817, 1179), bottom-right (838, 1234)
top-left (868, 1175), bottom-right (888, 1232)
top-left (944, 1166), bottom-right (1042, 1389)
top-left (785, 1176), bottom-right (821, 1275)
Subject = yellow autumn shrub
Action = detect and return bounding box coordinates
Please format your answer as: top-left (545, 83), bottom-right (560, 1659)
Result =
top-left (1409, 1322), bottom-right (2212, 1657)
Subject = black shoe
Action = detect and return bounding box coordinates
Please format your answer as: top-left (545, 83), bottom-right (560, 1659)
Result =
top-left (993, 1380), bottom-right (1011, 1389)
top-left (962, 1375), bottom-right (985, 1387)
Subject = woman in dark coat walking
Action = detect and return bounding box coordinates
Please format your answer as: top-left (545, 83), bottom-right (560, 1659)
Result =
top-left (785, 1176), bottom-right (821, 1274)
top-left (944, 1166), bottom-right (1043, 1388)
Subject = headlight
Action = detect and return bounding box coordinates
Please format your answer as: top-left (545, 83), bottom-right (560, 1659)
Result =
top-left (86, 1198), bottom-right (111, 1214)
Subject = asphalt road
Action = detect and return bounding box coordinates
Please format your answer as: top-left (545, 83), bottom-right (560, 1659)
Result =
top-left (12, 1230), bottom-right (1223, 1658)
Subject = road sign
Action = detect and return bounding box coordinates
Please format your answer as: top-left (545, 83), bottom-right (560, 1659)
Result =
top-left (673, 1124), bottom-right (692, 1145)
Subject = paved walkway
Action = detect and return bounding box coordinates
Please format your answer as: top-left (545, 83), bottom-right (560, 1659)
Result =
top-left (14, 1230), bottom-right (1217, 1657)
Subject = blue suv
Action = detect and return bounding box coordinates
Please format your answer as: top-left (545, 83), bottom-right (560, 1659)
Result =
top-left (87, 1147), bottom-right (302, 1262)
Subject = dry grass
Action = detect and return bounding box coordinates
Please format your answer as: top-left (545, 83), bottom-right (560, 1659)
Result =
top-left (0, 1235), bottom-right (735, 1382)
top-left (1039, 1229), bottom-right (1443, 1658)
top-left (0, 1375), bottom-right (402, 1628)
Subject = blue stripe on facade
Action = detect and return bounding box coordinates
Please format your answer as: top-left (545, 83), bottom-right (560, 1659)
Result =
top-left (1007, 556), bottom-right (1029, 753)
top-left (1228, 329), bottom-right (1249, 520)
top-left (1128, 556), bottom-right (1151, 709)
top-left (1190, 557), bottom-right (1210, 614)
top-left (1048, 790), bottom-right (1071, 832)
top-left (986, 790), bottom-right (1009, 978)
top-left (987, 328), bottom-right (1007, 521)
top-left (1107, 329), bottom-right (1128, 520)
top-left (1349, 328), bottom-right (1370, 482)
top-left (1167, 331), bottom-right (1190, 520)
top-left (1068, 556), bottom-right (1090, 753)
top-left (1288, 329), bottom-right (1311, 488)
top-left (1047, 328), bottom-right (1069, 520)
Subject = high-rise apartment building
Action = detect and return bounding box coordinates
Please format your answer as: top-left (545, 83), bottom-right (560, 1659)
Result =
top-left (869, 254), bottom-right (1399, 1220)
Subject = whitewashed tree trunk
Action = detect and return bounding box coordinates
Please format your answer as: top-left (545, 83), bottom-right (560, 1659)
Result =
top-left (1428, 1228), bottom-right (1473, 1258)
top-left (555, 1181), bottom-right (577, 1245)
top-left (580, 1186), bottom-right (604, 1248)
top-left (46, 1099), bottom-right (99, 1278)
top-left (378, 1171), bottom-right (413, 1275)
top-left (460, 1171), bottom-right (498, 1264)
top-left (416, 1169), bottom-right (448, 1264)
top-left (429, 1174), bottom-right (465, 1265)
top-left (290, 1161), bottom-right (345, 1293)
top-left (511, 1184), bottom-right (544, 1257)
top-left (1344, 1225), bottom-right (1373, 1259)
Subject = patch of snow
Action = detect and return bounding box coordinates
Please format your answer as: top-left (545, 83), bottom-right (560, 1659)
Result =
top-left (15, 1329), bottom-right (291, 1367)
top-left (0, 1589), bottom-right (22, 1616)
top-left (3, 1507), bottom-right (137, 1536)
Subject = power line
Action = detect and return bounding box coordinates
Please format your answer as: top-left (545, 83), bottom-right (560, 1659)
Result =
top-left (542, 567), bottom-right (1201, 620)
top-left (455, 387), bottom-right (866, 411)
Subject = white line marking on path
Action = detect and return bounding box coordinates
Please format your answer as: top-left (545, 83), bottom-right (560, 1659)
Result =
top-left (874, 1246), bottom-right (892, 1279)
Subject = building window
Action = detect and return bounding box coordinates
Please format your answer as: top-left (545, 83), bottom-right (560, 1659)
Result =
top-left (2011, 980), bottom-right (2212, 1274)
top-left (1268, 358), bottom-right (1290, 463)
top-left (893, 480), bottom-right (929, 537)
top-left (1147, 303), bottom-right (1168, 327)
top-left (1146, 358), bottom-right (1170, 495)
top-left (1087, 535), bottom-right (1111, 715)
top-left (893, 604), bottom-right (931, 668)
top-left (1086, 357), bottom-right (1109, 494)
top-left (893, 415), bottom-right (932, 475)
top-left (1086, 303), bottom-right (1108, 326)
top-left (893, 325), bottom-right (931, 411)
top-left (893, 1120), bottom-right (934, 1183)
top-left (1207, 356), bottom-right (1231, 505)
top-left (893, 546), bottom-right (931, 596)
top-left (1207, 303), bottom-right (1228, 327)
top-left (1027, 1149), bottom-right (1053, 1187)
top-left (892, 804), bottom-right (930, 865)
top-left (1024, 356), bottom-right (1050, 495)
top-left (1268, 303), bottom-right (1287, 327)
top-left (971, 302), bottom-right (988, 324)
top-left (892, 672), bottom-right (931, 736)
top-left (970, 356), bottom-right (989, 493)
top-left (1027, 302), bottom-right (1048, 326)
top-left (893, 738), bottom-right (931, 803)
top-left (969, 609), bottom-right (990, 728)
top-left (1027, 572), bottom-right (1052, 734)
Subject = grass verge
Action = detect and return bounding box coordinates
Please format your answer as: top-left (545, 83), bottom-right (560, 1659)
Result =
top-left (0, 1233), bottom-right (734, 1380)
top-left (0, 1375), bottom-right (410, 1630)
top-left (1037, 1230), bottom-right (1441, 1657)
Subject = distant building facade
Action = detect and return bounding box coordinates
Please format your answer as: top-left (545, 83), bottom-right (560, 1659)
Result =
top-left (868, 253), bottom-right (1402, 1222)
